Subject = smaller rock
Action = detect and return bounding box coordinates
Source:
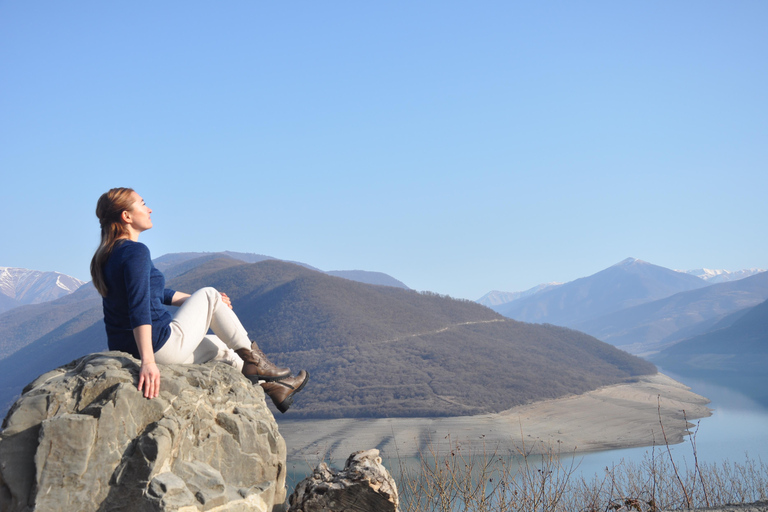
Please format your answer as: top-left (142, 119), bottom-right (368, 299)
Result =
top-left (288, 449), bottom-right (399, 512)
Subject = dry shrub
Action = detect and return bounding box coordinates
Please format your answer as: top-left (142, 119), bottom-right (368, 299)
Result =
top-left (394, 427), bottom-right (767, 512)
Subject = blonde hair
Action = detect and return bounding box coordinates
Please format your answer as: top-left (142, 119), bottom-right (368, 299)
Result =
top-left (90, 187), bottom-right (135, 296)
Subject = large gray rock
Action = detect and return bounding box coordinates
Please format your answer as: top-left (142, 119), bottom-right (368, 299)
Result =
top-left (288, 449), bottom-right (399, 512)
top-left (0, 351), bottom-right (287, 511)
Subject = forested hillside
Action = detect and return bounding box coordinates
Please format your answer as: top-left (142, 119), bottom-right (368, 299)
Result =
top-left (170, 259), bottom-right (655, 418)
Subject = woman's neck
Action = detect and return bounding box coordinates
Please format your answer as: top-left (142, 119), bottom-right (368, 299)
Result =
top-left (117, 231), bottom-right (140, 242)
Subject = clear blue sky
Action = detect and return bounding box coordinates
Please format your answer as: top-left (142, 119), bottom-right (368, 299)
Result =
top-left (1, 1), bottom-right (766, 300)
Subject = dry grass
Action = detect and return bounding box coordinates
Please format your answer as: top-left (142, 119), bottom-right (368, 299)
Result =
top-left (394, 408), bottom-right (767, 512)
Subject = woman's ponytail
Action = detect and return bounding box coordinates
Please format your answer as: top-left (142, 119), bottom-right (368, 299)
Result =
top-left (90, 187), bottom-right (135, 296)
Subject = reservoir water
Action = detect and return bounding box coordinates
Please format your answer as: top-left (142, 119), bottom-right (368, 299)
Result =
top-left (285, 369), bottom-right (768, 491)
top-left (573, 368), bottom-right (768, 479)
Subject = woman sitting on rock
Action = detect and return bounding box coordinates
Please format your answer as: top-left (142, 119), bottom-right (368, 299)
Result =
top-left (90, 187), bottom-right (308, 413)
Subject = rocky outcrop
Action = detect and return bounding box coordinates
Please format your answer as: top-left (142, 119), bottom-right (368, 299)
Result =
top-left (0, 351), bottom-right (287, 512)
top-left (288, 449), bottom-right (399, 512)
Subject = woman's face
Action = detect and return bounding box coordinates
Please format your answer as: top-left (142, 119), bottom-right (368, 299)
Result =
top-left (124, 191), bottom-right (153, 233)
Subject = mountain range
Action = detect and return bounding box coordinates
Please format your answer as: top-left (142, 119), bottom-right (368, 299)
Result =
top-left (0, 267), bottom-right (85, 314)
top-left (479, 258), bottom-right (768, 404)
top-left (485, 258), bottom-right (768, 357)
top-left (683, 268), bottom-right (765, 283)
top-left (492, 258), bottom-right (709, 326)
top-left (4, 252), bottom-right (764, 415)
top-left (573, 271), bottom-right (768, 354)
top-left (0, 254), bottom-right (654, 418)
top-left (483, 264), bottom-right (765, 309)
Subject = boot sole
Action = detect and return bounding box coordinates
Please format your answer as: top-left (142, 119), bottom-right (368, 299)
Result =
top-left (246, 373), bottom-right (291, 384)
top-left (275, 370), bottom-right (310, 414)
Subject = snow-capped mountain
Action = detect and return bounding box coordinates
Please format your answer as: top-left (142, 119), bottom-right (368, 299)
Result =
top-left (682, 268), bottom-right (765, 284)
top-left (0, 267), bottom-right (86, 313)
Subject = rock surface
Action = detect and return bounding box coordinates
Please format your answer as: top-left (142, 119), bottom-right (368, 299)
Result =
top-left (0, 351), bottom-right (287, 511)
top-left (288, 449), bottom-right (399, 512)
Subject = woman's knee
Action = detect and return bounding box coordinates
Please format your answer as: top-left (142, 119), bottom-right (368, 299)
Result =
top-left (195, 287), bottom-right (220, 300)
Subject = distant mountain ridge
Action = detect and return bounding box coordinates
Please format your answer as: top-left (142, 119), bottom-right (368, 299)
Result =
top-left (484, 263), bottom-right (764, 311)
top-left (681, 267), bottom-right (765, 283)
top-left (154, 251), bottom-right (408, 289)
top-left (493, 258), bottom-right (708, 326)
top-left (576, 270), bottom-right (768, 355)
top-left (651, 298), bottom-right (768, 406)
top-left (0, 283), bottom-right (101, 360)
top-left (477, 283), bottom-right (562, 307)
top-left (652, 298), bottom-right (768, 368)
top-left (0, 267), bottom-right (85, 314)
top-left (152, 251), bottom-right (319, 273)
top-left (484, 258), bottom-right (767, 357)
top-left (325, 270), bottom-right (408, 289)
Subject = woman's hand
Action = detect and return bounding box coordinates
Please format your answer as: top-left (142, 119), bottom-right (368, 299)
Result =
top-left (133, 324), bottom-right (159, 398)
top-left (138, 361), bottom-right (161, 399)
top-left (220, 292), bottom-right (233, 309)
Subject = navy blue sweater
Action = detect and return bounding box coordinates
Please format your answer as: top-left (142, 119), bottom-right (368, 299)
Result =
top-left (102, 240), bottom-right (176, 358)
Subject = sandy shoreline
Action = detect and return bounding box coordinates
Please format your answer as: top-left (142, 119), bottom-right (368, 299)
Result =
top-left (276, 373), bottom-right (711, 462)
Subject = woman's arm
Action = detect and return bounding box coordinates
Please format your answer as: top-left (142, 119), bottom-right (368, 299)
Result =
top-left (134, 324), bottom-right (161, 399)
top-left (171, 290), bottom-right (233, 309)
top-left (170, 291), bottom-right (191, 307)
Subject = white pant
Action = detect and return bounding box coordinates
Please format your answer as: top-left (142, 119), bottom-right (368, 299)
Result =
top-left (154, 287), bottom-right (250, 371)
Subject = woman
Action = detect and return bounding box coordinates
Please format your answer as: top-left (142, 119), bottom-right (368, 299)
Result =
top-left (90, 187), bottom-right (308, 413)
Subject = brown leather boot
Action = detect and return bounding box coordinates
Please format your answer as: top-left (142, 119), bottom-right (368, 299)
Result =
top-left (260, 370), bottom-right (309, 413)
top-left (250, 343), bottom-right (283, 371)
top-left (235, 347), bottom-right (291, 383)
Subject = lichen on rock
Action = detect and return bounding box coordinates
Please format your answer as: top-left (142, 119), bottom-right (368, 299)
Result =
top-left (0, 351), bottom-right (287, 512)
